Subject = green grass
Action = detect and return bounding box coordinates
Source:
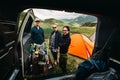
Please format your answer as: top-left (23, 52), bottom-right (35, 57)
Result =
top-left (25, 26), bottom-right (95, 78)
top-left (24, 26), bottom-right (96, 79)
top-left (67, 54), bottom-right (85, 73)
top-left (42, 26), bottom-right (96, 39)
top-left (70, 27), bottom-right (96, 37)
top-left (43, 28), bottom-right (53, 39)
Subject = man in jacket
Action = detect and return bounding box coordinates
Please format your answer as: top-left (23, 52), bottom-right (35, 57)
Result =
top-left (30, 18), bottom-right (52, 69)
top-left (31, 18), bottom-right (44, 44)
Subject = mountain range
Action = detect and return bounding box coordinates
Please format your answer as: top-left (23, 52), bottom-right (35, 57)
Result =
top-left (60, 15), bottom-right (97, 23)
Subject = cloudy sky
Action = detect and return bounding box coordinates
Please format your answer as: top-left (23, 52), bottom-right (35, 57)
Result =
top-left (25, 9), bottom-right (82, 20)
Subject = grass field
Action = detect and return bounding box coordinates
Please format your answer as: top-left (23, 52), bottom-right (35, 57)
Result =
top-left (42, 26), bottom-right (96, 39)
top-left (35, 26), bottom-right (96, 78)
top-left (25, 26), bottom-right (96, 79)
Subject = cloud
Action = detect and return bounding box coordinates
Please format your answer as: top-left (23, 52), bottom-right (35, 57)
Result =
top-left (32, 9), bottom-right (82, 20)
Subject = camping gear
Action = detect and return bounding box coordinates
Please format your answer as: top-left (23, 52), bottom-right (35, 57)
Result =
top-left (68, 34), bottom-right (94, 59)
top-left (28, 42), bottom-right (53, 75)
top-left (75, 28), bottom-right (118, 80)
top-left (86, 67), bottom-right (119, 80)
top-left (75, 58), bottom-right (108, 80)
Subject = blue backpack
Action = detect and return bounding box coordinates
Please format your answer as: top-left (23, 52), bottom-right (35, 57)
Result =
top-left (75, 29), bottom-right (120, 80)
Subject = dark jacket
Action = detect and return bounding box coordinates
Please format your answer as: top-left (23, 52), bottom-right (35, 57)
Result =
top-left (30, 26), bottom-right (44, 44)
top-left (59, 33), bottom-right (71, 54)
top-left (49, 30), bottom-right (61, 49)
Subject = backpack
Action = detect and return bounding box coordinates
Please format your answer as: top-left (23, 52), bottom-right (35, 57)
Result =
top-left (75, 28), bottom-right (119, 80)
top-left (86, 67), bottom-right (119, 80)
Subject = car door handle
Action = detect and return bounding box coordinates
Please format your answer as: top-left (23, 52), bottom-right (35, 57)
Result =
top-left (0, 47), bottom-right (13, 60)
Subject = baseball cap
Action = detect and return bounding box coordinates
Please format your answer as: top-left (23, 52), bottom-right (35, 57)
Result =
top-left (35, 18), bottom-right (40, 22)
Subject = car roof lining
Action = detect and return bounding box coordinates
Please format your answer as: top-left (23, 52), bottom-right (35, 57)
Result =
top-left (0, 0), bottom-right (120, 21)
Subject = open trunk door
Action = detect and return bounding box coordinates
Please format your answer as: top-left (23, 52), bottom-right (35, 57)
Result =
top-left (17, 9), bottom-right (35, 78)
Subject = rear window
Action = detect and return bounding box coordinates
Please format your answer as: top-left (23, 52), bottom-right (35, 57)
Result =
top-left (19, 8), bottom-right (97, 79)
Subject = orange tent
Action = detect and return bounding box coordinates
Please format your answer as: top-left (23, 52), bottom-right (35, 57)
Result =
top-left (68, 34), bottom-right (94, 59)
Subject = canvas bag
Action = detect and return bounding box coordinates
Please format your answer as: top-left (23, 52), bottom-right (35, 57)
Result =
top-left (75, 28), bottom-right (119, 80)
top-left (86, 67), bottom-right (119, 80)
